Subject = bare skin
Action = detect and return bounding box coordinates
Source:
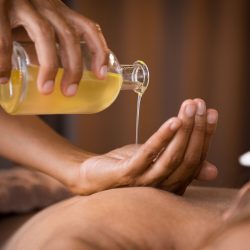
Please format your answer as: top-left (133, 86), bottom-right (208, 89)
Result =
top-left (1, 186), bottom-right (238, 250)
top-left (0, 99), bottom-right (218, 195)
top-left (0, 0), bottom-right (109, 95)
top-left (0, 1), bottom-right (218, 196)
top-left (198, 182), bottom-right (250, 249)
top-left (200, 222), bottom-right (250, 250)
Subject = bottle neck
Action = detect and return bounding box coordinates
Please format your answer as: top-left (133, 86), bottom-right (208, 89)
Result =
top-left (121, 60), bottom-right (149, 96)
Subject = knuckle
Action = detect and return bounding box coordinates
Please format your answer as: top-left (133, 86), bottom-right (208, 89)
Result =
top-left (168, 154), bottom-right (182, 167)
top-left (62, 26), bottom-right (79, 42)
top-left (181, 124), bottom-right (193, 134)
top-left (69, 66), bottom-right (83, 80)
top-left (194, 122), bottom-right (205, 133)
top-left (37, 20), bottom-right (55, 40)
top-left (80, 18), bottom-right (95, 33)
top-left (85, 20), bottom-right (103, 35)
top-left (88, 21), bottom-right (98, 31)
top-left (142, 146), bottom-right (158, 162)
top-left (157, 134), bottom-right (169, 144)
top-left (40, 64), bottom-right (58, 74)
top-left (74, 64), bottom-right (83, 73)
top-left (184, 153), bottom-right (201, 166)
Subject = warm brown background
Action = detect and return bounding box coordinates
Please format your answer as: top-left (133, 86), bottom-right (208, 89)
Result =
top-left (66, 0), bottom-right (250, 188)
top-left (1, 0), bottom-right (250, 188)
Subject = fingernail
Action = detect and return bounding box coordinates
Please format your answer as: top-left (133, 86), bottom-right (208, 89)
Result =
top-left (170, 119), bottom-right (181, 131)
top-left (42, 80), bottom-right (54, 94)
top-left (207, 112), bottom-right (218, 124)
top-left (197, 101), bottom-right (206, 115)
top-left (0, 77), bottom-right (9, 84)
top-left (65, 84), bottom-right (78, 96)
top-left (100, 65), bottom-right (107, 78)
top-left (185, 104), bottom-right (196, 117)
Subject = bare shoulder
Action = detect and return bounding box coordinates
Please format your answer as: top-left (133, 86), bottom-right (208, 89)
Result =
top-left (2, 186), bottom-right (238, 250)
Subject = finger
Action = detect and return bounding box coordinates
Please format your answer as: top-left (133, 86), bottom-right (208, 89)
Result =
top-left (15, 1), bottom-right (58, 94)
top-left (135, 100), bottom-right (197, 186)
top-left (0, 1), bottom-right (12, 84)
top-left (196, 161), bottom-right (218, 181)
top-left (30, 0), bottom-right (83, 96)
top-left (200, 109), bottom-right (218, 161)
top-left (84, 21), bottom-right (109, 79)
top-left (70, 15), bottom-right (109, 78)
top-left (122, 117), bottom-right (182, 178)
top-left (158, 99), bottom-right (206, 190)
top-left (51, 1), bottom-right (109, 78)
top-left (194, 109), bottom-right (218, 179)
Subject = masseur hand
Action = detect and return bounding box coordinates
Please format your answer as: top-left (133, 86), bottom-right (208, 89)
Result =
top-left (69, 99), bottom-right (218, 195)
top-left (0, 99), bottom-right (217, 196)
top-left (0, 0), bottom-right (109, 96)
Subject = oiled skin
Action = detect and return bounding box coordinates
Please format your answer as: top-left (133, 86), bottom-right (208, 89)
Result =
top-left (2, 186), bottom-right (237, 250)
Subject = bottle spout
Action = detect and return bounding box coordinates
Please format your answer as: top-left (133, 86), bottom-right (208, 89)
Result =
top-left (121, 60), bottom-right (149, 95)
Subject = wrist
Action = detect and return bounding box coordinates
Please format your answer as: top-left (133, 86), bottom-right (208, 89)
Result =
top-left (55, 148), bottom-right (96, 192)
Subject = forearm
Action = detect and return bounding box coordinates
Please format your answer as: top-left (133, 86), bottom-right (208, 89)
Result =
top-left (0, 108), bottom-right (93, 185)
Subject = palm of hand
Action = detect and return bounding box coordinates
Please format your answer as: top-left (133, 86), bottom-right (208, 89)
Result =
top-left (73, 100), bottom-right (218, 196)
top-left (105, 144), bottom-right (141, 159)
top-left (78, 145), bottom-right (141, 194)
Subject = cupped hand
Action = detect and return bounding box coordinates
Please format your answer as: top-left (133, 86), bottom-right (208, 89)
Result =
top-left (0, 0), bottom-right (109, 96)
top-left (70, 99), bottom-right (218, 195)
top-left (159, 98), bottom-right (218, 194)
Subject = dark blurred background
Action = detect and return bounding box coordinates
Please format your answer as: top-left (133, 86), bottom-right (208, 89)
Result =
top-left (1, 0), bottom-right (250, 188)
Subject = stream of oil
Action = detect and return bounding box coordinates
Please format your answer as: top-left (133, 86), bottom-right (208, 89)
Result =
top-left (135, 93), bottom-right (142, 144)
